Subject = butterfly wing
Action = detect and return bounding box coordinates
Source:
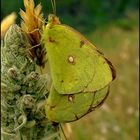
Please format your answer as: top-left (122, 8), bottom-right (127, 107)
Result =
top-left (42, 24), bottom-right (115, 94)
top-left (45, 85), bottom-right (109, 122)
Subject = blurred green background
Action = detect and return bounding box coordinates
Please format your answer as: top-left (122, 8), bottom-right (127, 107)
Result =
top-left (1, 0), bottom-right (139, 32)
top-left (1, 0), bottom-right (139, 140)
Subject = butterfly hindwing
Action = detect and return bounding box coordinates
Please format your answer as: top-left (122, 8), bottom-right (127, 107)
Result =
top-left (45, 85), bottom-right (109, 122)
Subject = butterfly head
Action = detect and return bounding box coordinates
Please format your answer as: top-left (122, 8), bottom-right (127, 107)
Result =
top-left (48, 14), bottom-right (60, 26)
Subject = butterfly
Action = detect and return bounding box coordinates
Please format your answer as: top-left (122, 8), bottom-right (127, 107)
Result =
top-left (42, 14), bottom-right (116, 122)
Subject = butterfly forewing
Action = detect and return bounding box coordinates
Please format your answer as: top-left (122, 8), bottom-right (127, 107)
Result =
top-left (43, 24), bottom-right (115, 94)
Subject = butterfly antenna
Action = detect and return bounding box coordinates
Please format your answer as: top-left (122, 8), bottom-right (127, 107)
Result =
top-left (59, 124), bottom-right (68, 140)
top-left (51, 0), bottom-right (56, 15)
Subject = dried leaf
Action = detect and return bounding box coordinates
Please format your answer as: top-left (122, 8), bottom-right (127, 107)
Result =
top-left (20, 0), bottom-right (46, 67)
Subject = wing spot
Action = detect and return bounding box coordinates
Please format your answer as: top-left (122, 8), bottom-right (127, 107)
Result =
top-left (68, 55), bottom-right (75, 64)
top-left (68, 95), bottom-right (75, 103)
top-left (80, 40), bottom-right (85, 48)
top-left (48, 37), bottom-right (55, 43)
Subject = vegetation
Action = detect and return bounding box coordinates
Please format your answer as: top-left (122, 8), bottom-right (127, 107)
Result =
top-left (1, 0), bottom-right (139, 32)
top-left (1, 0), bottom-right (139, 140)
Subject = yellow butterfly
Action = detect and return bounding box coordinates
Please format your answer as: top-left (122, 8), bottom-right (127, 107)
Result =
top-left (42, 14), bottom-right (116, 122)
